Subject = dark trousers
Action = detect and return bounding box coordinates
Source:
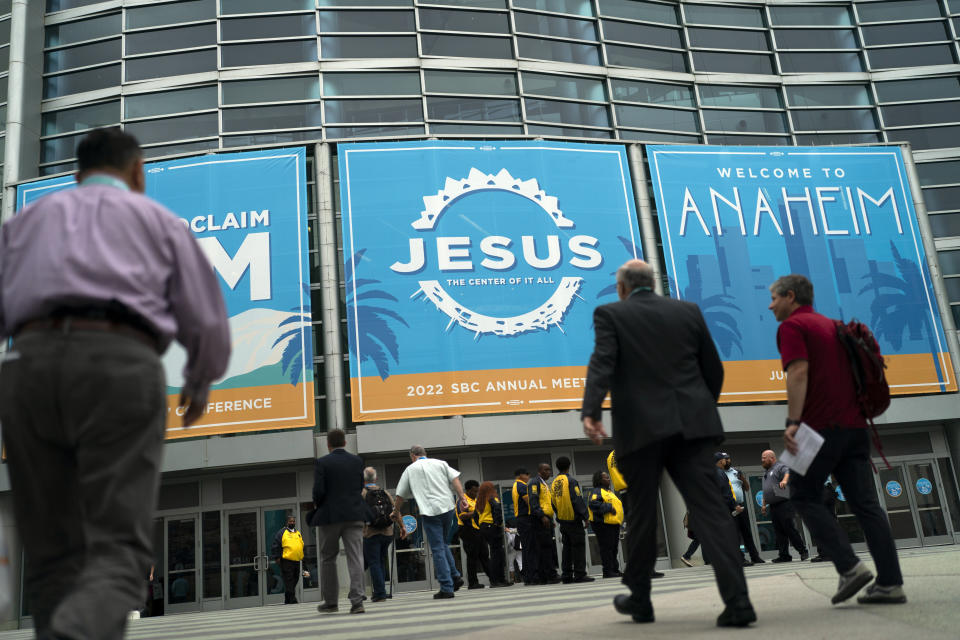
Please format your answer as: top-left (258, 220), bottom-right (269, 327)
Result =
top-left (533, 518), bottom-right (558, 580)
top-left (0, 330), bottom-right (166, 640)
top-left (621, 435), bottom-right (748, 605)
top-left (459, 524), bottom-right (490, 586)
top-left (558, 521), bottom-right (587, 579)
top-left (790, 428), bottom-right (903, 586)
top-left (683, 537), bottom-right (700, 559)
top-left (593, 522), bottom-right (621, 575)
top-left (280, 558), bottom-right (301, 604)
top-left (480, 524), bottom-right (507, 584)
top-left (769, 500), bottom-right (807, 559)
top-left (363, 533), bottom-right (393, 599)
top-left (516, 516), bottom-right (538, 583)
top-left (733, 510), bottom-right (762, 560)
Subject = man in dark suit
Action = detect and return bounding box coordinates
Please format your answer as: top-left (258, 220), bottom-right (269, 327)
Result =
top-left (581, 260), bottom-right (755, 628)
top-left (310, 428), bottom-right (367, 615)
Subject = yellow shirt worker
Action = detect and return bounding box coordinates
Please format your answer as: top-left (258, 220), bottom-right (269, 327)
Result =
top-left (270, 516), bottom-right (306, 604)
top-left (551, 456), bottom-right (593, 583)
top-left (588, 471), bottom-right (624, 578)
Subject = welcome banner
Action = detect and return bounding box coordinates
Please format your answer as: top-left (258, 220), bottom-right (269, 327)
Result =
top-left (339, 140), bottom-right (642, 421)
top-left (16, 148), bottom-right (315, 437)
top-left (647, 145), bottom-right (956, 402)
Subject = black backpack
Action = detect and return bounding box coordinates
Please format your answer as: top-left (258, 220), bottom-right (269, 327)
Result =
top-left (365, 489), bottom-right (393, 529)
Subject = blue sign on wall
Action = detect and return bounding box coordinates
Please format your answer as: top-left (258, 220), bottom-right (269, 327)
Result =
top-left (338, 140), bottom-right (642, 421)
top-left (886, 480), bottom-right (903, 498)
top-left (916, 478), bottom-right (933, 495)
top-left (647, 145), bottom-right (955, 402)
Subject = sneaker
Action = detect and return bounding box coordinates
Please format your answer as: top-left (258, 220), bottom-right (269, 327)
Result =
top-left (468, 583), bottom-right (485, 590)
top-left (317, 603), bottom-right (338, 614)
top-left (857, 583), bottom-right (907, 604)
top-left (717, 597), bottom-right (757, 627)
top-left (800, 550), bottom-right (810, 561)
top-left (573, 576), bottom-right (595, 583)
top-left (771, 556), bottom-right (792, 563)
top-left (751, 557), bottom-right (766, 564)
top-left (349, 603), bottom-right (365, 614)
top-left (452, 577), bottom-right (464, 591)
top-left (810, 555), bottom-right (830, 563)
top-left (613, 594), bottom-right (655, 623)
top-left (831, 562), bottom-right (874, 605)
top-left (490, 581), bottom-right (513, 587)
top-left (680, 556), bottom-right (694, 567)
top-left (433, 590), bottom-right (455, 599)
top-left (371, 596), bottom-right (387, 603)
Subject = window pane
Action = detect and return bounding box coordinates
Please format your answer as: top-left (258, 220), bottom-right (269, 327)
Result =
top-left (514, 11), bottom-right (596, 40)
top-left (221, 0), bottom-right (314, 13)
top-left (224, 77), bottom-right (319, 104)
top-left (125, 50), bottom-right (216, 81)
top-left (426, 96), bottom-right (520, 121)
top-left (126, 0), bottom-right (214, 29)
top-left (126, 86), bottom-right (217, 118)
top-left (143, 139), bottom-right (219, 159)
top-left (321, 36), bottom-right (417, 58)
top-left (615, 103), bottom-right (698, 132)
top-left (597, 0), bottom-right (677, 24)
top-left (125, 113), bottom-right (218, 144)
top-left (513, 0), bottom-right (593, 18)
top-left (699, 85), bottom-right (781, 108)
top-left (605, 43), bottom-right (687, 72)
top-left (419, 8), bottom-right (510, 33)
top-left (524, 97), bottom-right (609, 127)
top-left (324, 98), bottom-right (423, 123)
top-left (324, 72), bottom-right (417, 96)
top-left (684, 3), bottom-right (763, 28)
top-left (786, 85), bottom-right (871, 107)
top-left (774, 29), bottom-right (858, 49)
top-left (420, 0), bottom-right (503, 7)
top-left (602, 20), bottom-right (682, 48)
top-left (223, 103), bottom-right (322, 132)
top-left (43, 100), bottom-right (118, 135)
top-left (693, 52), bottom-right (773, 74)
top-left (868, 45), bottom-right (955, 70)
top-left (708, 134), bottom-right (791, 145)
top-left (45, 14), bottom-right (120, 47)
top-left (862, 21), bottom-right (950, 46)
top-left (779, 51), bottom-right (863, 72)
top-left (612, 79), bottom-right (693, 107)
top-left (46, 0), bottom-right (103, 11)
top-left (41, 131), bottom-right (85, 163)
top-left (770, 5), bottom-right (852, 26)
top-left (929, 214), bottom-right (960, 238)
top-left (326, 124), bottom-right (424, 138)
top-left (918, 160), bottom-right (960, 186)
top-left (619, 130), bottom-right (701, 143)
top-left (792, 108), bottom-right (877, 131)
top-left (516, 36), bottom-right (599, 65)
top-left (429, 123), bottom-right (521, 134)
top-left (44, 64), bottom-right (120, 99)
top-left (702, 109), bottom-right (788, 133)
top-left (883, 100), bottom-right (960, 127)
top-left (923, 186), bottom-right (960, 211)
top-left (319, 10), bottom-right (414, 32)
top-left (126, 24), bottom-right (216, 55)
top-left (320, 0), bottom-right (411, 5)
top-left (527, 124), bottom-right (611, 138)
top-left (939, 250), bottom-right (960, 273)
top-left (522, 72), bottom-right (605, 101)
top-left (222, 130), bottom-right (322, 148)
top-left (424, 70), bottom-right (516, 95)
top-left (423, 34), bottom-right (513, 58)
top-left (222, 40), bottom-right (317, 67)
top-left (688, 27), bottom-right (768, 51)
top-left (45, 39), bottom-right (120, 73)
top-left (893, 125), bottom-right (960, 151)
top-left (795, 132), bottom-right (882, 145)
top-left (222, 15), bottom-right (316, 40)
top-left (876, 77), bottom-right (960, 103)
top-left (857, 0), bottom-right (942, 23)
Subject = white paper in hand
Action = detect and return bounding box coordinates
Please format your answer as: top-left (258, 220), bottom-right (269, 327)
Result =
top-left (780, 423), bottom-right (825, 476)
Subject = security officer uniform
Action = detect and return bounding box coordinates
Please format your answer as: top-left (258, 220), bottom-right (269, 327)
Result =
top-left (589, 486), bottom-right (624, 577)
top-left (552, 472), bottom-right (592, 582)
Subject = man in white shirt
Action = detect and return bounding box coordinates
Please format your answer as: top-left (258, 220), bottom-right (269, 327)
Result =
top-left (717, 453), bottom-right (764, 566)
top-left (392, 445), bottom-right (467, 599)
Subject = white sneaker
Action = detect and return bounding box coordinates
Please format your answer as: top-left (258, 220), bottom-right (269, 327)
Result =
top-left (128, 610), bottom-right (141, 620)
top-left (680, 556), bottom-right (694, 567)
top-left (857, 583), bottom-right (907, 604)
top-left (831, 561), bottom-right (874, 604)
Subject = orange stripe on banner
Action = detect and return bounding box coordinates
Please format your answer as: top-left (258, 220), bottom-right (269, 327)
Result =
top-left (164, 382), bottom-right (315, 439)
top-left (351, 366), bottom-right (610, 422)
top-left (718, 352), bottom-right (957, 403)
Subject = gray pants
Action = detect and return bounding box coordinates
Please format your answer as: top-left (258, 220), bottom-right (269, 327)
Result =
top-left (318, 521), bottom-right (365, 606)
top-left (0, 330), bottom-right (166, 640)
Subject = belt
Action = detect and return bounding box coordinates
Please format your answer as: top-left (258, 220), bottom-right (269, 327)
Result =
top-left (17, 316), bottom-right (159, 352)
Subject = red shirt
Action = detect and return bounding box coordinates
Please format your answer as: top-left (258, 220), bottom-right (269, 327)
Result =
top-left (776, 305), bottom-right (867, 430)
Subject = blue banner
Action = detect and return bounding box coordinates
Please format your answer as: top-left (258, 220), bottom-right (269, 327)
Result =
top-left (647, 145), bottom-right (955, 400)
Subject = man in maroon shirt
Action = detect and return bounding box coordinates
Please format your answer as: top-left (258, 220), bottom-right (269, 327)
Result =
top-left (770, 274), bottom-right (905, 606)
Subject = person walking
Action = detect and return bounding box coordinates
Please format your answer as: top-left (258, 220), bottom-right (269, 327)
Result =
top-left (528, 463), bottom-right (560, 584)
top-left (588, 471), bottom-right (624, 578)
top-left (760, 449), bottom-right (809, 563)
top-left (0, 128), bottom-right (229, 640)
top-left (717, 453), bottom-right (764, 565)
top-left (311, 428), bottom-right (367, 615)
top-left (361, 467), bottom-right (396, 603)
top-left (552, 457), bottom-right (593, 584)
top-left (581, 259), bottom-right (755, 628)
top-left (392, 445), bottom-right (466, 599)
top-left (271, 515), bottom-right (306, 604)
top-left (511, 468), bottom-right (537, 585)
top-left (457, 480), bottom-right (491, 589)
top-left (769, 273), bottom-right (905, 604)
top-left (474, 481), bottom-right (511, 587)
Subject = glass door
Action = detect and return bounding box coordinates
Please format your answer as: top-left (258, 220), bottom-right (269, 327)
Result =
top-left (877, 466), bottom-right (920, 548)
top-left (905, 461), bottom-right (952, 546)
top-left (261, 506), bottom-right (293, 605)
top-left (747, 475), bottom-right (777, 557)
top-left (225, 505), bottom-right (296, 609)
top-left (392, 499), bottom-right (433, 593)
top-left (165, 515), bottom-right (200, 613)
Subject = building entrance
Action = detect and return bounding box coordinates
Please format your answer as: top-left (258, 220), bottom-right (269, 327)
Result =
top-left (224, 504), bottom-right (297, 609)
top-left (879, 460), bottom-right (953, 548)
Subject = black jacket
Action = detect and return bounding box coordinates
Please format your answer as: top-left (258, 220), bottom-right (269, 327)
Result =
top-left (581, 290), bottom-right (725, 457)
top-left (714, 467), bottom-right (737, 512)
top-left (310, 448), bottom-right (366, 526)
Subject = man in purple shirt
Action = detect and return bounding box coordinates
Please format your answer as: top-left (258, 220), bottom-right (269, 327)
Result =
top-left (0, 128), bottom-right (230, 640)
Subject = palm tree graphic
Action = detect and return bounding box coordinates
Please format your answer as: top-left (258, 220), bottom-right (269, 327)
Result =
top-left (345, 249), bottom-right (409, 380)
top-left (683, 258), bottom-right (743, 358)
top-left (272, 283), bottom-right (313, 386)
top-left (596, 236), bottom-right (644, 299)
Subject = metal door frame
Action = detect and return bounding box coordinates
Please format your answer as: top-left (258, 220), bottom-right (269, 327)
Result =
top-left (900, 460), bottom-right (953, 546)
top-left (164, 512), bottom-right (201, 614)
top-left (391, 499), bottom-right (435, 594)
top-left (223, 503), bottom-right (297, 609)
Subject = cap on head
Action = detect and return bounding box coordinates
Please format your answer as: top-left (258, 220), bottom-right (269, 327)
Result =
top-left (714, 452), bottom-right (730, 461)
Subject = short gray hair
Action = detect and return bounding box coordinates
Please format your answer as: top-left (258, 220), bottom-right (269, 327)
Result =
top-left (409, 445), bottom-right (427, 457)
top-left (770, 274), bottom-right (814, 306)
top-left (616, 261), bottom-right (654, 292)
top-left (363, 466), bottom-right (377, 483)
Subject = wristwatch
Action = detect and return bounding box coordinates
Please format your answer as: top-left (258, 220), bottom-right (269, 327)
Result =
top-left (785, 418), bottom-right (801, 427)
